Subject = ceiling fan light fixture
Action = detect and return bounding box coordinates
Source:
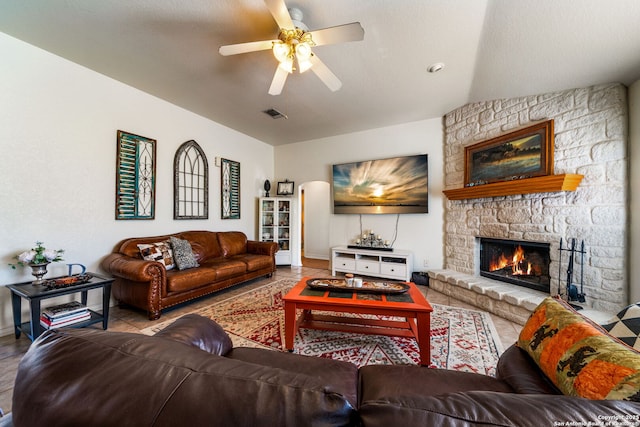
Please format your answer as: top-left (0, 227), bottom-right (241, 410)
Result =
top-left (272, 41), bottom-right (291, 63)
top-left (295, 42), bottom-right (313, 72)
top-left (220, 0), bottom-right (364, 95)
top-left (278, 56), bottom-right (294, 73)
top-left (295, 42), bottom-right (312, 60)
top-left (298, 56), bottom-right (313, 73)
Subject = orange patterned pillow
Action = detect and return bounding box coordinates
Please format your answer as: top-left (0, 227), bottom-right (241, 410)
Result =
top-left (518, 297), bottom-right (640, 401)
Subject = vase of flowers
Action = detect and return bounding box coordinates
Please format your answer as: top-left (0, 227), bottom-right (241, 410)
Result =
top-left (9, 242), bottom-right (64, 285)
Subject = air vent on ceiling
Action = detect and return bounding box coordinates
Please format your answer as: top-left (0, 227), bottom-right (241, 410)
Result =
top-left (263, 108), bottom-right (288, 119)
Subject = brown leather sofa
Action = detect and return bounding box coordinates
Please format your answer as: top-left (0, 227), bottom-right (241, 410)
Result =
top-left (101, 231), bottom-right (278, 320)
top-left (8, 315), bottom-right (640, 426)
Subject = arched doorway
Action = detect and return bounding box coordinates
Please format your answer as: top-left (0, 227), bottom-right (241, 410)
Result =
top-left (296, 181), bottom-right (330, 267)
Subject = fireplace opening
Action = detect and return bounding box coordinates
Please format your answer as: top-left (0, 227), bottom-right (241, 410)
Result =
top-left (479, 238), bottom-right (551, 293)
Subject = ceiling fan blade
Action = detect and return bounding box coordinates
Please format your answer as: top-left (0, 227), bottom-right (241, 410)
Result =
top-left (309, 55), bottom-right (342, 92)
top-left (219, 40), bottom-right (276, 56)
top-left (264, 0), bottom-right (294, 29)
top-left (310, 22), bottom-right (364, 46)
top-left (268, 66), bottom-right (289, 96)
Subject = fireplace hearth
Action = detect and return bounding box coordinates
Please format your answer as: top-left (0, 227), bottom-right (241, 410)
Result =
top-left (479, 238), bottom-right (551, 293)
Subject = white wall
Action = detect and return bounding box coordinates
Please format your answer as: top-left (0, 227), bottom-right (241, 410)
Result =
top-left (630, 79), bottom-right (640, 303)
top-left (274, 119), bottom-right (445, 272)
top-left (0, 33), bottom-right (274, 336)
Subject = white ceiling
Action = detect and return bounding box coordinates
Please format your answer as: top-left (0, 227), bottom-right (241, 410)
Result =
top-left (1, 0), bottom-right (639, 146)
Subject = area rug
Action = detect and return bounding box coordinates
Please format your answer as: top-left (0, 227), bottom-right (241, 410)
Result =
top-left (142, 279), bottom-right (504, 376)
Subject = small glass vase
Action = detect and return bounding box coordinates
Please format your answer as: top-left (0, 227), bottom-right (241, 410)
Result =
top-left (29, 262), bottom-right (50, 285)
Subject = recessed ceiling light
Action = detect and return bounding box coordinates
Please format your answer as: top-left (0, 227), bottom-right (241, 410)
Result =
top-left (427, 62), bottom-right (445, 73)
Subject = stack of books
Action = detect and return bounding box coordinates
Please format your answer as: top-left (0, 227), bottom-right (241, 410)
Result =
top-left (40, 301), bottom-right (90, 329)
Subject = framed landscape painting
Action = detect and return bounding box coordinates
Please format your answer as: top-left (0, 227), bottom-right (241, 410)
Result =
top-left (464, 120), bottom-right (554, 187)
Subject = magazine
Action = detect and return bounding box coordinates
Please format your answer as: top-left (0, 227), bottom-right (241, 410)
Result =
top-left (40, 311), bottom-right (91, 329)
top-left (42, 301), bottom-right (87, 319)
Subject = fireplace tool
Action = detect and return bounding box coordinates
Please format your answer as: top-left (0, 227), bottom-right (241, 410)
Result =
top-left (558, 238), bottom-right (586, 308)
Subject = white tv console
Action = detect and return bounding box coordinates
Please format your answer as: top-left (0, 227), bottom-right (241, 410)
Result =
top-left (331, 246), bottom-right (413, 282)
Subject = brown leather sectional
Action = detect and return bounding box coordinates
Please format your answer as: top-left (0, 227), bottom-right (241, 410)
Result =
top-left (9, 315), bottom-right (640, 426)
top-left (101, 231), bottom-right (278, 320)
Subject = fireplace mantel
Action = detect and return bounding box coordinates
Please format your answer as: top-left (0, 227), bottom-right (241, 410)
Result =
top-left (443, 174), bottom-right (583, 200)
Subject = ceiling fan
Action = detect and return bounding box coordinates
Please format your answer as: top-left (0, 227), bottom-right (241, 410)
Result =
top-left (219, 0), bottom-right (364, 95)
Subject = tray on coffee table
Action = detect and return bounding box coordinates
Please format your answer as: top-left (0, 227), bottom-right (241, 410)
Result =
top-left (306, 278), bottom-right (409, 294)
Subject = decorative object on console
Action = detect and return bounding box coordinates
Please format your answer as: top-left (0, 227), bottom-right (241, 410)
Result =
top-left (174, 140), bottom-right (208, 220)
top-left (276, 180), bottom-right (294, 196)
top-left (464, 119), bottom-right (554, 187)
top-left (67, 263), bottom-right (86, 276)
top-left (9, 241), bottom-right (65, 284)
top-left (306, 277), bottom-right (409, 294)
top-left (348, 230), bottom-right (392, 251)
top-left (264, 179), bottom-right (271, 197)
top-left (43, 273), bottom-right (93, 291)
top-left (221, 158), bottom-right (240, 219)
top-left (28, 263), bottom-right (50, 285)
top-left (332, 154), bottom-right (428, 214)
top-left (116, 130), bottom-right (156, 220)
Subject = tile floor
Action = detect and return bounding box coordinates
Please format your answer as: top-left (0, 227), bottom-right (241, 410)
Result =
top-left (0, 264), bottom-right (522, 416)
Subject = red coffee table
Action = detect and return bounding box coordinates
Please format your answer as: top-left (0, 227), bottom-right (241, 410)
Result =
top-left (283, 276), bottom-right (433, 366)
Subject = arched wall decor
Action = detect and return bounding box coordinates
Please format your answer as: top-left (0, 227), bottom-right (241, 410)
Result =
top-left (174, 140), bottom-right (208, 219)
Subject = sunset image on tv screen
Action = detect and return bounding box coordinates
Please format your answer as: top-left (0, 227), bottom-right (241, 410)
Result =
top-left (332, 154), bottom-right (428, 214)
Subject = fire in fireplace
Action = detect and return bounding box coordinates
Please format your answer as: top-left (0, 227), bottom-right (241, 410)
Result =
top-left (479, 238), bottom-right (551, 293)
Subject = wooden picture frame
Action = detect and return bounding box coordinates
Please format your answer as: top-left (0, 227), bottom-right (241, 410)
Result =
top-left (277, 181), bottom-right (294, 196)
top-left (115, 130), bottom-right (156, 219)
top-left (221, 158), bottom-right (240, 219)
top-left (464, 120), bottom-right (554, 187)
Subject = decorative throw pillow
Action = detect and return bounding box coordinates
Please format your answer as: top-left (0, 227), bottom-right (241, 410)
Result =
top-left (137, 241), bottom-right (175, 270)
top-left (602, 303), bottom-right (640, 350)
top-left (169, 236), bottom-right (200, 270)
top-left (517, 296), bottom-right (640, 401)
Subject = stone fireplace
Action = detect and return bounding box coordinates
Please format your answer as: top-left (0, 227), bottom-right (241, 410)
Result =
top-left (478, 238), bottom-right (550, 293)
top-left (431, 83), bottom-right (629, 322)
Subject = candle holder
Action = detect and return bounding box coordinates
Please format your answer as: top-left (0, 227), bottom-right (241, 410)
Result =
top-left (347, 232), bottom-right (393, 252)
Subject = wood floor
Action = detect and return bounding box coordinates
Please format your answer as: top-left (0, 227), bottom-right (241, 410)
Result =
top-left (301, 256), bottom-right (329, 269)
top-left (0, 264), bottom-right (521, 417)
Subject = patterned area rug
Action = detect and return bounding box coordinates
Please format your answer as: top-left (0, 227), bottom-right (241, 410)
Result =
top-left (142, 279), bottom-right (504, 375)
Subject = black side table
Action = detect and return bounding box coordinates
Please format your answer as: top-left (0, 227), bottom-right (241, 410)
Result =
top-left (7, 272), bottom-right (114, 341)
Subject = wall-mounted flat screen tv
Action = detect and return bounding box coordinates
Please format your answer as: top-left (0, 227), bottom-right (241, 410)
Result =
top-left (332, 154), bottom-right (428, 214)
